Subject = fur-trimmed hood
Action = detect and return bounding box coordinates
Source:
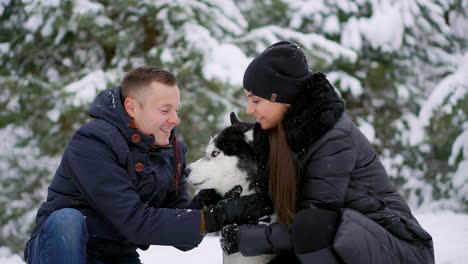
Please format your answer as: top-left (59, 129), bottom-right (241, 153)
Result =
top-left (252, 72), bottom-right (344, 192)
top-left (282, 72), bottom-right (344, 153)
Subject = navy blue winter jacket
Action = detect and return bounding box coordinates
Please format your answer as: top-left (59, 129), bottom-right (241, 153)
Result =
top-left (26, 86), bottom-right (204, 260)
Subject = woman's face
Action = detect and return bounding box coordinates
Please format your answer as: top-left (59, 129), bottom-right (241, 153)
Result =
top-left (244, 90), bottom-right (289, 130)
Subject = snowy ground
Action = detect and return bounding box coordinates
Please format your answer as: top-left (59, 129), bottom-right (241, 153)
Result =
top-left (1, 212), bottom-right (466, 264)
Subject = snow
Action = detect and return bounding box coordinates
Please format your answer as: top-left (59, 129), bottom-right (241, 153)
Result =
top-left (0, 247), bottom-right (23, 264)
top-left (287, 0), bottom-right (327, 28)
top-left (323, 15), bottom-right (340, 34)
top-left (449, 122), bottom-right (468, 166)
top-left (238, 25), bottom-right (358, 64)
top-left (63, 70), bottom-right (106, 106)
top-left (179, 17), bottom-right (250, 86)
top-left (416, 212), bottom-right (468, 264)
top-left (359, 1), bottom-right (404, 52)
top-left (73, 0), bottom-right (104, 15)
top-left (448, 122), bottom-right (468, 203)
top-left (24, 13), bottom-right (43, 32)
top-left (1, 212), bottom-right (466, 263)
top-left (409, 52), bottom-right (468, 146)
top-left (419, 52), bottom-right (468, 123)
top-left (63, 70), bottom-right (121, 107)
top-left (203, 43), bottom-right (251, 86)
top-left (341, 1), bottom-right (404, 52)
top-left (357, 118), bottom-right (376, 143)
top-left (0, 43), bottom-right (9, 55)
top-left (341, 17), bottom-right (363, 51)
top-left (327, 71), bottom-right (363, 97)
top-left (40, 17), bottom-right (54, 37)
top-left (0, 126), bottom-right (60, 248)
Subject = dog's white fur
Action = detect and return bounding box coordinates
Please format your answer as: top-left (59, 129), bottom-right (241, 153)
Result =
top-left (188, 138), bottom-right (255, 196)
top-left (188, 128), bottom-right (276, 264)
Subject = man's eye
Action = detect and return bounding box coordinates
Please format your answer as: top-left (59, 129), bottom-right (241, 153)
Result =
top-left (160, 109), bottom-right (169, 114)
top-left (211, 151), bottom-right (220, 157)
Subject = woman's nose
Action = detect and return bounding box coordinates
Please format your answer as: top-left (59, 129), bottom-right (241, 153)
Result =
top-left (246, 103), bottom-right (254, 115)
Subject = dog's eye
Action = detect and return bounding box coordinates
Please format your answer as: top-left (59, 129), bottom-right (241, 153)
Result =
top-left (211, 151), bottom-right (220, 157)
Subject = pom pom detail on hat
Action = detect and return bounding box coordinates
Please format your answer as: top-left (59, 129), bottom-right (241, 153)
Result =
top-left (243, 41), bottom-right (313, 104)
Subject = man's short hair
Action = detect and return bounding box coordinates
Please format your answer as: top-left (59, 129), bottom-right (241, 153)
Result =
top-left (121, 65), bottom-right (177, 104)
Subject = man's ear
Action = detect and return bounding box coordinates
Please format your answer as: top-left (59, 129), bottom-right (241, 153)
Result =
top-left (124, 97), bottom-right (137, 119)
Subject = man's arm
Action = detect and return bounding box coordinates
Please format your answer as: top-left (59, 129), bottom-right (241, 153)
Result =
top-left (64, 130), bottom-right (204, 247)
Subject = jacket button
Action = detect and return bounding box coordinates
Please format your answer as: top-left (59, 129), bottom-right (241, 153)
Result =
top-left (135, 162), bottom-right (145, 172)
top-left (131, 134), bottom-right (141, 143)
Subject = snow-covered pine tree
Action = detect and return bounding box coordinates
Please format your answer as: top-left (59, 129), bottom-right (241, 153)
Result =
top-left (402, 0), bottom-right (468, 209)
top-left (1, 0), bottom-right (467, 256)
top-left (0, 0), bottom-right (250, 253)
top-left (380, 0), bottom-right (467, 211)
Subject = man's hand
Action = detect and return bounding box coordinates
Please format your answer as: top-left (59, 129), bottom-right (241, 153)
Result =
top-left (195, 189), bottom-right (222, 207)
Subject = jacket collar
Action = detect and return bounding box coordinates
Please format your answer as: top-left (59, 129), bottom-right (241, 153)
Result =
top-left (282, 72), bottom-right (344, 153)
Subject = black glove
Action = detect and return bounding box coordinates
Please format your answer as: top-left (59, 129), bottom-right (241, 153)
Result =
top-left (202, 185), bottom-right (273, 233)
top-left (221, 224), bottom-right (239, 255)
top-left (193, 189), bottom-right (223, 208)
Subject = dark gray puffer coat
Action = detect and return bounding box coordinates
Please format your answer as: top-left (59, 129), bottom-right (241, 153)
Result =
top-left (238, 73), bottom-right (434, 264)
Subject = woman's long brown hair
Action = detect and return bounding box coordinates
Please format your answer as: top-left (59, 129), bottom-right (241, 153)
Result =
top-left (268, 122), bottom-right (298, 230)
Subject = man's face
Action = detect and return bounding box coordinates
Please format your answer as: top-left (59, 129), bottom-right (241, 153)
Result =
top-left (126, 81), bottom-right (181, 146)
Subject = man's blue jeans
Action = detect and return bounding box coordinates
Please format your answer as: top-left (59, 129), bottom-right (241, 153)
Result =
top-left (25, 208), bottom-right (141, 264)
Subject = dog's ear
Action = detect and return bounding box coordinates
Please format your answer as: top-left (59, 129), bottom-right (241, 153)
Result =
top-left (230, 112), bottom-right (254, 133)
top-left (230, 112), bottom-right (240, 125)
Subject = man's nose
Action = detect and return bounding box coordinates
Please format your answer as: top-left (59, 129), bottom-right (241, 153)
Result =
top-left (169, 112), bottom-right (180, 126)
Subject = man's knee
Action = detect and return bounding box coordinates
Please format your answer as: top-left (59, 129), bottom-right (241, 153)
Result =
top-left (44, 208), bottom-right (87, 240)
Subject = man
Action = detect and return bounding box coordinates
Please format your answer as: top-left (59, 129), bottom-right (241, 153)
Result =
top-left (24, 66), bottom-right (272, 263)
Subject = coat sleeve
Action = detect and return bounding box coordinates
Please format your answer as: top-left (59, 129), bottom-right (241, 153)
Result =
top-left (64, 131), bottom-right (203, 247)
top-left (300, 129), bottom-right (356, 211)
top-left (238, 222), bottom-right (293, 256)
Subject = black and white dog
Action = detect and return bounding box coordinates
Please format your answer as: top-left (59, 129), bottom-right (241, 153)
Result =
top-left (187, 113), bottom-right (276, 264)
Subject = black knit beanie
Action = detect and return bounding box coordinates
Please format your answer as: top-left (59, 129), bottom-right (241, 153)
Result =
top-left (243, 41), bottom-right (313, 104)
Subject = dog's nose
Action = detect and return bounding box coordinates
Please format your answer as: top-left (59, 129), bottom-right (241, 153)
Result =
top-left (184, 167), bottom-right (191, 175)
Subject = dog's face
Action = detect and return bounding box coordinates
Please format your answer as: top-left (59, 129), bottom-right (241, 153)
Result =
top-left (187, 113), bottom-right (257, 196)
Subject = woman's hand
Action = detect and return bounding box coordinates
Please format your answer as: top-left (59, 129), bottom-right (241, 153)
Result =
top-left (221, 224), bottom-right (240, 255)
top-left (201, 186), bottom-right (273, 233)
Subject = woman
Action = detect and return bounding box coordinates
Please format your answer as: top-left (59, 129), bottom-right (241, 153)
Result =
top-left (220, 41), bottom-right (434, 263)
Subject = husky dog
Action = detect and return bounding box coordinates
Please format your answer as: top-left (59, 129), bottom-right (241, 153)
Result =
top-left (187, 113), bottom-right (276, 264)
